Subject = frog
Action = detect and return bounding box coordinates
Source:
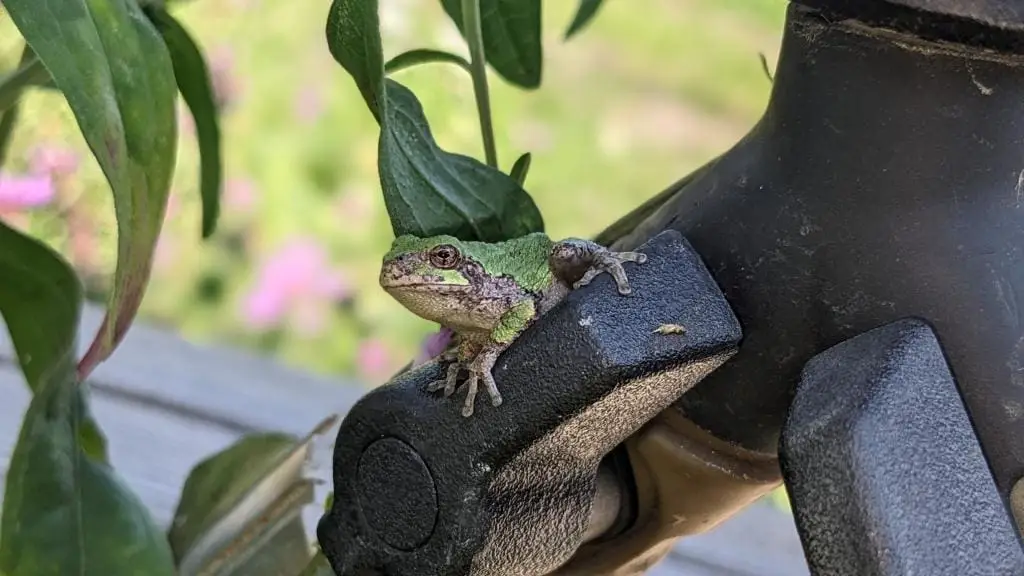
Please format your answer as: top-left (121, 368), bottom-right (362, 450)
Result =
top-left (379, 232), bottom-right (647, 417)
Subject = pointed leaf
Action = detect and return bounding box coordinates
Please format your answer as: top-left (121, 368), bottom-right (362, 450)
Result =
top-left (326, 0), bottom-right (544, 241)
top-left (384, 48), bottom-right (472, 76)
top-left (564, 0), bottom-right (605, 39)
top-left (3, 0), bottom-right (179, 380)
top-left (325, 0), bottom-right (385, 121)
top-left (509, 152), bottom-right (531, 186)
top-left (147, 6), bottom-right (223, 239)
top-left (0, 221), bottom-right (173, 576)
top-left (440, 0), bottom-right (542, 89)
top-left (380, 79), bottom-right (543, 240)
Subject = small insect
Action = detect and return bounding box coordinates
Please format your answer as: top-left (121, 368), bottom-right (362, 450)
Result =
top-left (654, 323), bottom-right (687, 335)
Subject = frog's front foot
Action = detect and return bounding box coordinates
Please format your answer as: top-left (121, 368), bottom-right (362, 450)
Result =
top-left (427, 355), bottom-right (502, 417)
top-left (574, 249), bottom-right (648, 295)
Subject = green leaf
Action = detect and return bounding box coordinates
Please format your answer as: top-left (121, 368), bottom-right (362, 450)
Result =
top-left (384, 48), bottom-right (472, 76)
top-left (509, 152), bottom-right (531, 186)
top-left (169, 415), bottom-right (336, 573)
top-left (326, 0), bottom-right (544, 241)
top-left (325, 0), bottom-right (385, 121)
top-left (167, 432), bottom-right (296, 562)
top-left (3, 0), bottom-right (179, 380)
top-left (440, 0), bottom-right (542, 89)
top-left (380, 79), bottom-right (543, 240)
top-left (564, 0), bottom-right (605, 39)
top-left (147, 6), bottom-right (223, 239)
top-left (0, 220), bottom-right (174, 576)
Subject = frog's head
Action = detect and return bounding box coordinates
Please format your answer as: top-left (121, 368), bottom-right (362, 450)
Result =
top-left (379, 234), bottom-right (480, 322)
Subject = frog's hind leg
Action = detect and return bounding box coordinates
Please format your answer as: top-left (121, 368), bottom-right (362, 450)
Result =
top-left (550, 238), bottom-right (647, 296)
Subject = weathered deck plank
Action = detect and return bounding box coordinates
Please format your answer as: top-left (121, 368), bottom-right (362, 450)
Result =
top-left (0, 303), bottom-right (809, 574)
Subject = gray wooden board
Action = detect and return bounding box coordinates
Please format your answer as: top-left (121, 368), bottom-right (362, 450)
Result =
top-left (0, 304), bottom-right (809, 575)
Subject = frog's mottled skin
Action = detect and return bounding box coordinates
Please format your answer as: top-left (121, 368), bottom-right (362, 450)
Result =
top-left (380, 232), bottom-right (646, 417)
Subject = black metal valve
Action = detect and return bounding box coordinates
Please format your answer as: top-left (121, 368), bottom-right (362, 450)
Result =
top-left (316, 231), bottom-right (742, 576)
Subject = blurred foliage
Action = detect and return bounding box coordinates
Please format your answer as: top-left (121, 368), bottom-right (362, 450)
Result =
top-left (0, 0), bottom-right (785, 385)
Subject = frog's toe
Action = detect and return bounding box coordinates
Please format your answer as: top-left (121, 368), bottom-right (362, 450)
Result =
top-left (427, 362), bottom-right (461, 396)
top-left (461, 372), bottom-right (480, 417)
top-left (615, 251), bottom-right (647, 264)
top-left (597, 251), bottom-right (646, 295)
top-left (482, 370), bottom-right (503, 407)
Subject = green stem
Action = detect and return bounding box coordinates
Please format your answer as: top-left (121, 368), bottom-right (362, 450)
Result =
top-left (0, 44), bottom-right (40, 168)
top-left (461, 0), bottom-right (498, 168)
top-left (0, 55), bottom-right (48, 114)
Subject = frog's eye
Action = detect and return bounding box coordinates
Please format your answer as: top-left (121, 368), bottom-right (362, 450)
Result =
top-left (429, 244), bottom-right (462, 269)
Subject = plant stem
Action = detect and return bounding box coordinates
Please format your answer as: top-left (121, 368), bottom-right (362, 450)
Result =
top-left (0, 44), bottom-right (41, 168)
top-left (0, 55), bottom-right (48, 114)
top-left (461, 0), bottom-right (498, 168)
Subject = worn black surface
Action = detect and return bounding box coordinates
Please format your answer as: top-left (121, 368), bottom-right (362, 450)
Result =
top-left (794, 0), bottom-right (1024, 52)
top-left (779, 318), bottom-right (1024, 575)
top-left (316, 230), bottom-right (742, 576)
top-left (650, 3), bottom-right (1024, 501)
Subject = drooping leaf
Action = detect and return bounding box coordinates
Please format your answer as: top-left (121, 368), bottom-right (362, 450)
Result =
top-left (440, 0), bottom-right (542, 89)
top-left (325, 0), bottom-right (385, 121)
top-left (564, 0), bottom-right (606, 39)
top-left (169, 415), bottom-right (337, 573)
top-left (147, 5), bottom-right (223, 239)
top-left (509, 152), bottom-right (531, 186)
top-left (379, 79), bottom-right (543, 240)
top-left (0, 220), bottom-right (174, 576)
top-left (384, 48), bottom-right (472, 76)
top-left (326, 0), bottom-right (544, 241)
top-left (167, 432), bottom-right (297, 563)
top-left (3, 0), bottom-right (179, 380)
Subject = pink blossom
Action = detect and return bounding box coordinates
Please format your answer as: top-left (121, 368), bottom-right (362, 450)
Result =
top-left (294, 85), bottom-right (325, 123)
top-left (357, 338), bottom-right (391, 378)
top-left (177, 102), bottom-right (195, 137)
top-left (0, 173), bottom-right (54, 212)
top-left (240, 237), bottom-right (352, 332)
top-left (411, 327), bottom-right (454, 368)
top-left (224, 178), bottom-right (257, 213)
top-left (209, 47), bottom-right (241, 111)
top-left (30, 144), bottom-right (79, 177)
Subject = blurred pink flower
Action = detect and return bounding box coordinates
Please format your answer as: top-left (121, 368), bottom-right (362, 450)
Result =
top-left (178, 102), bottom-right (195, 138)
top-left (411, 327), bottom-right (454, 368)
top-left (241, 237), bottom-right (352, 332)
top-left (357, 338), bottom-right (391, 378)
top-left (224, 177), bottom-right (257, 213)
top-left (30, 143), bottom-right (80, 177)
top-left (0, 173), bottom-right (54, 212)
top-left (151, 230), bottom-right (176, 270)
top-left (209, 47), bottom-right (241, 111)
top-left (294, 85), bottom-right (325, 123)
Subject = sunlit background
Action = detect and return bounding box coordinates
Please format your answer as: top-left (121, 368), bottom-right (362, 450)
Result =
top-left (0, 0), bottom-right (785, 391)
